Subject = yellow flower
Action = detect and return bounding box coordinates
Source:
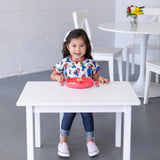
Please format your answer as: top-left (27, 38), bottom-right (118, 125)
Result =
top-left (132, 7), bottom-right (143, 15)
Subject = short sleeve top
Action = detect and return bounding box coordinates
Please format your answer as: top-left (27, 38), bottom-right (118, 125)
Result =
top-left (54, 56), bottom-right (101, 79)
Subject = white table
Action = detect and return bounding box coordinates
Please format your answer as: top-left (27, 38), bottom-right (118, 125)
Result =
top-left (98, 22), bottom-right (160, 97)
top-left (16, 81), bottom-right (140, 160)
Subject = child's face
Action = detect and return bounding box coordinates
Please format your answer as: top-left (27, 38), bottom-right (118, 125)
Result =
top-left (67, 37), bottom-right (86, 61)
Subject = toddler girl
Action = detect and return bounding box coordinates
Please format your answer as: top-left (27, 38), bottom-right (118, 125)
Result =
top-left (50, 29), bottom-right (109, 157)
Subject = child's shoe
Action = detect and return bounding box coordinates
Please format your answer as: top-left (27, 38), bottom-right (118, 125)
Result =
top-left (58, 142), bottom-right (70, 157)
top-left (86, 141), bottom-right (99, 157)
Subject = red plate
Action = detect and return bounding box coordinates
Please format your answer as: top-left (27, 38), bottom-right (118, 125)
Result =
top-left (65, 78), bottom-right (94, 89)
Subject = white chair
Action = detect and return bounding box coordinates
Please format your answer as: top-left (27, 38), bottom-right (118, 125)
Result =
top-left (144, 60), bottom-right (160, 104)
top-left (72, 9), bottom-right (123, 81)
top-left (125, 8), bottom-right (160, 81)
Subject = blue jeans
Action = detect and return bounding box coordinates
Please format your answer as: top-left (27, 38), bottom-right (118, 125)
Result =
top-left (60, 113), bottom-right (94, 138)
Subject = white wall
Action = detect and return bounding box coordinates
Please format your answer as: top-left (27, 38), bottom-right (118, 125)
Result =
top-left (115, 0), bottom-right (160, 64)
top-left (0, 0), bottom-right (115, 78)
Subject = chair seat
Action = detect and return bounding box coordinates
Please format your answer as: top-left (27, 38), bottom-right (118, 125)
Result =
top-left (146, 60), bottom-right (160, 68)
top-left (92, 47), bottom-right (123, 58)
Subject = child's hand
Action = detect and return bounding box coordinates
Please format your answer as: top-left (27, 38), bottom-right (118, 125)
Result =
top-left (56, 75), bottom-right (65, 82)
top-left (98, 76), bottom-right (109, 84)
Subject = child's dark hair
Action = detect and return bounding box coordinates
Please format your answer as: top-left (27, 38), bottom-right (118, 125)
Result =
top-left (62, 29), bottom-right (92, 59)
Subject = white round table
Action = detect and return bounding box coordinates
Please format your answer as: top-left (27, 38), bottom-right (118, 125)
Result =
top-left (98, 22), bottom-right (160, 97)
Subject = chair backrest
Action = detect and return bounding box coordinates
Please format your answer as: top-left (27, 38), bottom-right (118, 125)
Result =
top-left (143, 8), bottom-right (160, 46)
top-left (72, 10), bottom-right (93, 47)
top-left (134, 8), bottom-right (160, 45)
top-left (143, 8), bottom-right (160, 23)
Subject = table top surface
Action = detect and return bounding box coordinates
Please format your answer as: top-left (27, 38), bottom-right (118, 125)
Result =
top-left (16, 81), bottom-right (140, 107)
top-left (98, 22), bottom-right (160, 35)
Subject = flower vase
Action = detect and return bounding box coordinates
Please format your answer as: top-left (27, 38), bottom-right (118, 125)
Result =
top-left (130, 15), bottom-right (137, 28)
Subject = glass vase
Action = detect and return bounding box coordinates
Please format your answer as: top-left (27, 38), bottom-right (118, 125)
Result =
top-left (130, 15), bottom-right (137, 28)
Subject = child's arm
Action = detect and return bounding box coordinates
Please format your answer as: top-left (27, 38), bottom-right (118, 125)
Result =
top-left (50, 71), bottom-right (65, 82)
top-left (92, 73), bottom-right (109, 84)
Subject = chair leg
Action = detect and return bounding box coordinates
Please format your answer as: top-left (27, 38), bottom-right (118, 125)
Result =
top-left (156, 47), bottom-right (160, 84)
top-left (115, 112), bottom-right (122, 147)
top-left (117, 56), bottom-right (123, 81)
top-left (144, 68), bottom-right (151, 104)
top-left (126, 50), bottom-right (129, 81)
top-left (108, 59), bottom-right (114, 81)
top-left (59, 113), bottom-right (64, 139)
top-left (131, 53), bottom-right (135, 75)
top-left (155, 74), bottom-right (159, 84)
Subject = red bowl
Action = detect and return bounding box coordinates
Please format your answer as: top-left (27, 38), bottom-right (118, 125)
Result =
top-left (65, 78), bottom-right (94, 89)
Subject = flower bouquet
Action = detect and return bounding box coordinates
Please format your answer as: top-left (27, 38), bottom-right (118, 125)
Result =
top-left (126, 5), bottom-right (145, 28)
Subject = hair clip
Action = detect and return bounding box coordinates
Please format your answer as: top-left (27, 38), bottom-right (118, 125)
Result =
top-left (63, 31), bottom-right (70, 42)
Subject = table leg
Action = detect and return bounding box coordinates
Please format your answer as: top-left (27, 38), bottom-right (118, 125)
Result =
top-left (115, 112), bottom-right (122, 147)
top-left (59, 113), bottom-right (64, 139)
top-left (131, 34), bottom-right (149, 97)
top-left (35, 112), bottom-right (41, 147)
top-left (123, 106), bottom-right (131, 160)
top-left (26, 106), bottom-right (34, 160)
